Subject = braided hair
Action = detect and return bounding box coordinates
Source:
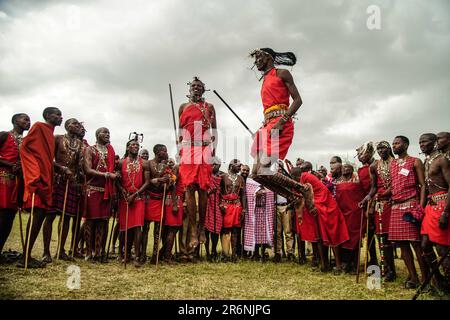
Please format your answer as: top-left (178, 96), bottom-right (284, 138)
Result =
top-left (250, 48), bottom-right (297, 66)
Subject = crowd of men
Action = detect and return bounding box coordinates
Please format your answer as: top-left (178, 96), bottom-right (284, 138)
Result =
top-left (0, 47), bottom-right (449, 296)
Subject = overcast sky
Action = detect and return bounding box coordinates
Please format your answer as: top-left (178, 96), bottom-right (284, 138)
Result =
top-left (0, 0), bottom-right (448, 170)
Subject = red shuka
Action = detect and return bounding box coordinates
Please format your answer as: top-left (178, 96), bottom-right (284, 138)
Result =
top-left (163, 182), bottom-right (185, 227)
top-left (84, 144), bottom-right (116, 219)
top-left (222, 193), bottom-right (243, 228)
top-left (20, 122), bottom-right (55, 210)
top-left (335, 174), bottom-right (365, 250)
top-left (421, 192), bottom-right (450, 246)
top-left (178, 101), bottom-right (212, 190)
top-left (357, 165), bottom-right (372, 195)
top-left (251, 68), bottom-right (294, 160)
top-left (297, 172), bottom-right (349, 247)
top-left (0, 132), bottom-right (20, 209)
top-left (118, 158), bottom-right (145, 231)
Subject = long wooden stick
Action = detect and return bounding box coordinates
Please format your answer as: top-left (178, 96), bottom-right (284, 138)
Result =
top-left (70, 202), bottom-right (81, 259)
top-left (124, 201), bottom-right (129, 269)
top-left (356, 201), bottom-right (370, 283)
top-left (15, 177), bottom-right (25, 250)
top-left (155, 184), bottom-right (167, 270)
top-left (106, 208), bottom-right (117, 260)
top-left (363, 208), bottom-right (370, 279)
top-left (56, 180), bottom-right (70, 261)
top-left (24, 193), bottom-right (35, 271)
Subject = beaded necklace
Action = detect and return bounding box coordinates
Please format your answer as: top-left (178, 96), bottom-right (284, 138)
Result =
top-left (126, 157), bottom-right (140, 191)
top-left (424, 151), bottom-right (444, 190)
top-left (377, 158), bottom-right (392, 191)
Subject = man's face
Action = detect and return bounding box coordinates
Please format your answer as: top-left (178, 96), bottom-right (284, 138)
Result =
top-left (140, 149), bottom-right (149, 160)
top-left (342, 164), bottom-right (353, 176)
top-left (357, 151), bottom-right (372, 164)
top-left (97, 128), bottom-right (110, 144)
top-left (254, 51), bottom-right (271, 71)
top-left (392, 138), bottom-right (407, 155)
top-left (48, 109), bottom-right (63, 127)
top-left (230, 161), bottom-right (241, 173)
top-left (419, 135), bottom-right (435, 155)
top-left (79, 126), bottom-right (86, 139)
top-left (299, 162), bottom-right (311, 173)
top-left (16, 115), bottom-right (31, 131)
top-left (319, 166), bottom-right (327, 177)
top-left (189, 81), bottom-right (205, 99)
top-left (213, 163), bottom-right (221, 174)
top-left (436, 132), bottom-right (450, 152)
top-left (157, 147), bottom-right (168, 161)
top-left (67, 120), bottom-right (81, 135)
top-left (128, 141), bottom-right (140, 156)
top-left (377, 145), bottom-right (390, 160)
top-left (330, 157), bottom-right (342, 176)
top-left (240, 165), bottom-right (250, 178)
top-left (296, 159), bottom-right (304, 167)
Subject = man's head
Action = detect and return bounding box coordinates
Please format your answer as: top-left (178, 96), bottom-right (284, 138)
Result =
top-left (11, 113), bottom-right (31, 132)
top-left (153, 144), bottom-right (168, 161)
top-left (342, 163), bottom-right (354, 176)
top-left (330, 156), bottom-right (342, 177)
top-left (95, 127), bottom-right (110, 145)
top-left (188, 77), bottom-right (205, 102)
top-left (43, 107), bottom-right (63, 127)
top-left (228, 159), bottom-right (242, 174)
top-left (419, 133), bottom-right (437, 155)
top-left (251, 49), bottom-right (274, 72)
top-left (392, 136), bottom-right (409, 156)
top-left (296, 157), bottom-right (305, 167)
top-left (139, 149), bottom-right (150, 160)
top-left (299, 161), bottom-right (313, 173)
top-left (211, 156), bottom-right (221, 174)
top-left (64, 118), bottom-right (81, 136)
top-left (240, 164), bottom-right (250, 179)
top-left (436, 132), bottom-right (450, 153)
top-left (290, 167), bottom-right (302, 181)
top-left (356, 142), bottom-right (375, 164)
top-left (319, 165), bottom-right (328, 178)
top-left (78, 123), bottom-right (86, 139)
top-left (126, 139), bottom-right (140, 157)
top-left (376, 141), bottom-right (394, 161)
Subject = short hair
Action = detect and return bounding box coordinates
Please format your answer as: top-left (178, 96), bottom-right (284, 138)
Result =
top-left (228, 159), bottom-right (241, 170)
top-left (290, 167), bottom-right (302, 180)
top-left (395, 135), bottom-right (410, 145)
top-left (64, 118), bottom-right (78, 131)
top-left (420, 133), bottom-right (437, 142)
top-left (11, 113), bottom-right (28, 125)
top-left (95, 127), bottom-right (108, 139)
top-left (42, 107), bottom-right (60, 120)
top-left (153, 144), bottom-right (166, 154)
top-left (332, 156), bottom-right (342, 163)
top-left (302, 161), bottom-right (313, 171)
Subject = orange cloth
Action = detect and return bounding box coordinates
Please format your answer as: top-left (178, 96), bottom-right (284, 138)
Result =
top-left (20, 122), bottom-right (55, 209)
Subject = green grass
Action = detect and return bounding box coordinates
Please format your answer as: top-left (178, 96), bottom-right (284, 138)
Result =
top-left (0, 212), bottom-right (445, 300)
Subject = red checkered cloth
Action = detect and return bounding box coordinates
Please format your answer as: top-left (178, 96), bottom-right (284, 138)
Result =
top-left (243, 178), bottom-right (275, 252)
top-left (205, 174), bottom-right (222, 234)
top-left (391, 156), bottom-right (419, 202)
top-left (388, 199), bottom-right (423, 241)
top-left (49, 177), bottom-right (80, 217)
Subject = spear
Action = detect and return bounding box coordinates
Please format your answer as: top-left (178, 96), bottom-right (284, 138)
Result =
top-left (213, 90), bottom-right (254, 137)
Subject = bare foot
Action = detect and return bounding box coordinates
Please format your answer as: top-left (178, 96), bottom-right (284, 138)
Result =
top-left (42, 253), bottom-right (53, 264)
top-left (199, 227), bottom-right (206, 244)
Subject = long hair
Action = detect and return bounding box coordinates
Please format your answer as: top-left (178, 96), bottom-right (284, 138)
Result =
top-left (250, 48), bottom-right (297, 66)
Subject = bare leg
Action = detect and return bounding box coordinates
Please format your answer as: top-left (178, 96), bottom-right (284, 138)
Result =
top-left (399, 241), bottom-right (419, 288)
top-left (19, 208), bottom-right (46, 268)
top-left (42, 213), bottom-right (56, 262)
top-left (57, 215), bottom-right (72, 260)
top-left (198, 189), bottom-right (208, 244)
top-left (412, 240), bottom-right (429, 283)
top-left (186, 186), bottom-right (199, 249)
top-left (0, 209), bottom-right (16, 254)
top-left (141, 220), bottom-right (150, 262)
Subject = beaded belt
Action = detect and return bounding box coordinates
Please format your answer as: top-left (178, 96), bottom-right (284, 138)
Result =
top-left (429, 193), bottom-right (447, 204)
top-left (223, 199), bottom-right (241, 205)
top-left (87, 185), bottom-right (105, 196)
top-left (264, 109), bottom-right (287, 121)
top-left (181, 140), bottom-right (211, 147)
top-left (0, 171), bottom-right (15, 180)
top-left (392, 198), bottom-right (418, 210)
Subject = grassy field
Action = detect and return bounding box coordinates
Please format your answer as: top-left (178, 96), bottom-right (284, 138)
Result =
top-left (0, 212), bottom-right (445, 300)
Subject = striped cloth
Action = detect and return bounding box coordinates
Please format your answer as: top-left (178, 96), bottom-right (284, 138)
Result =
top-left (244, 178), bottom-right (275, 252)
top-left (205, 174), bottom-right (222, 234)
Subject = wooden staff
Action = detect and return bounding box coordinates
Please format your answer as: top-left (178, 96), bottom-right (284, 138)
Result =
top-left (356, 201), bottom-right (371, 283)
top-left (106, 207), bottom-right (117, 260)
top-left (376, 201), bottom-right (385, 282)
top-left (363, 207), bottom-right (370, 279)
top-left (124, 200), bottom-right (129, 269)
top-left (56, 180), bottom-right (70, 261)
top-left (15, 177), bottom-right (25, 250)
top-left (24, 193), bottom-right (35, 271)
top-left (155, 184), bottom-right (167, 270)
